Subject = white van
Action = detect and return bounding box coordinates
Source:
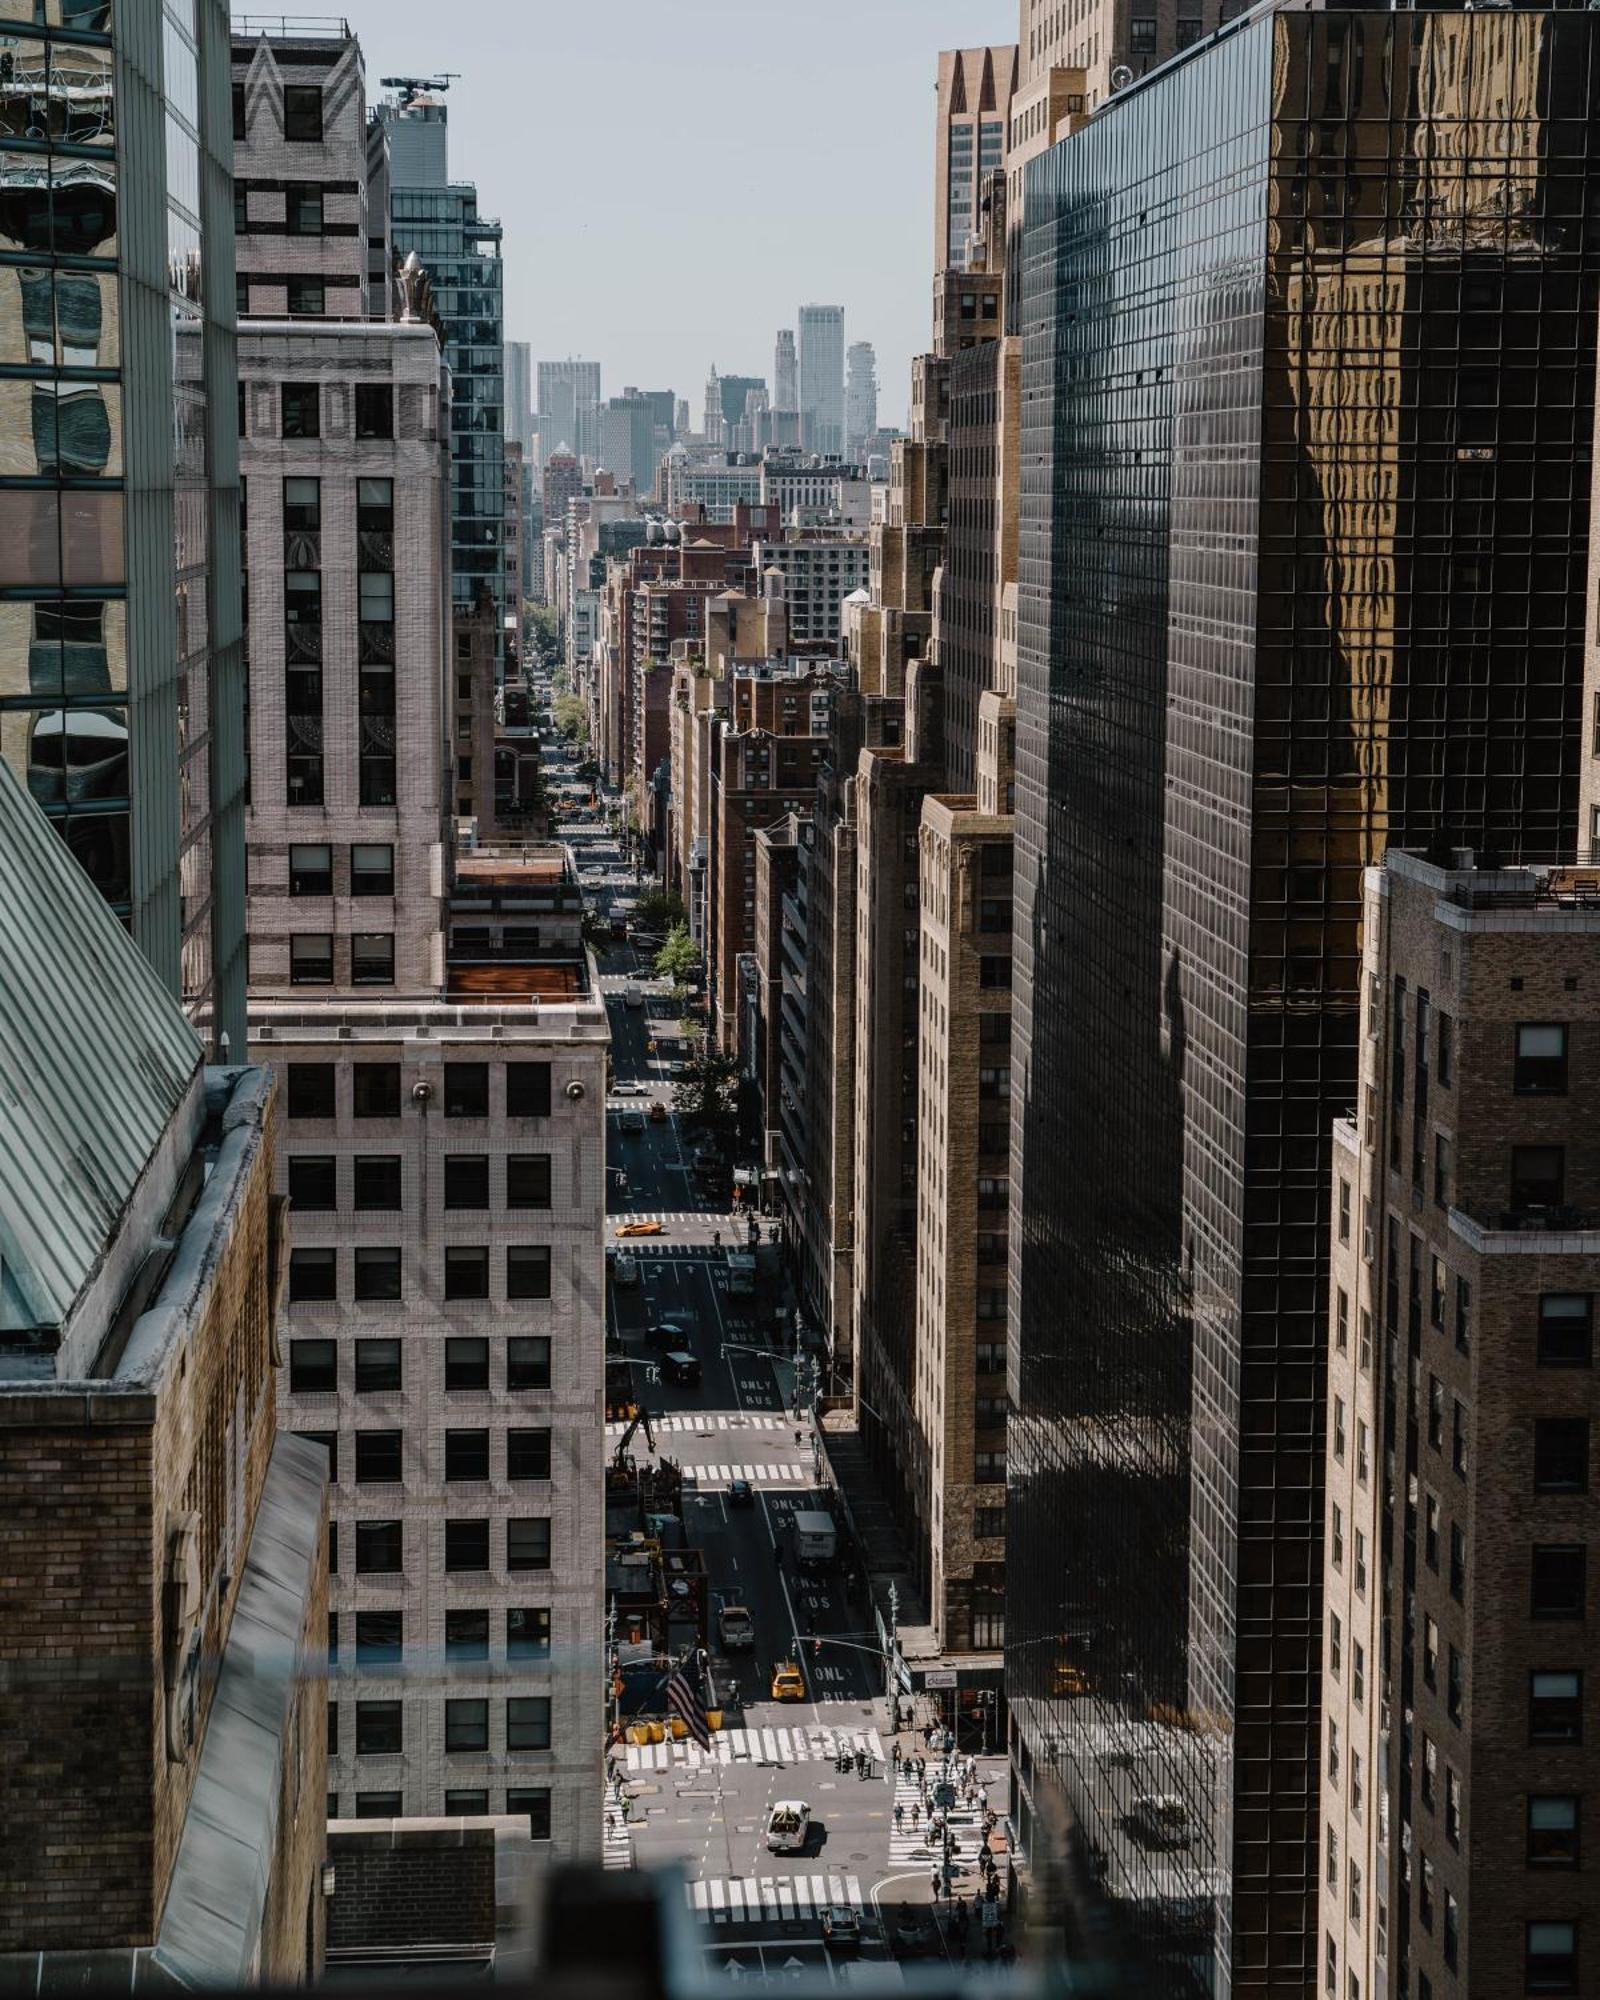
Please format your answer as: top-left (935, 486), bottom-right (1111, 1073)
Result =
top-left (765, 1800), bottom-right (811, 1854)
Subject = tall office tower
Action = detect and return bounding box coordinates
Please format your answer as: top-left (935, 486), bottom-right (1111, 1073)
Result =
top-left (798, 305), bottom-right (846, 457)
top-left (235, 24), bottom-right (452, 1001)
top-left (845, 343), bottom-right (878, 462)
top-left (1007, 11), bottom-right (1600, 1993)
top-left (774, 329), bottom-right (799, 416)
top-left (0, 761), bottom-right (327, 1977)
top-left (1323, 851), bottom-right (1600, 2000)
top-left (718, 374), bottom-right (766, 436)
top-left (702, 365), bottom-right (725, 444)
top-left (505, 339), bottom-right (533, 454)
top-left (374, 89), bottom-right (507, 665)
top-left (538, 358), bottom-right (602, 466)
top-left (0, 0), bottom-right (246, 1049)
top-left (1019, 0), bottom-right (1229, 109)
top-left (934, 46), bottom-right (1017, 277)
top-left (600, 393), bottom-right (657, 493)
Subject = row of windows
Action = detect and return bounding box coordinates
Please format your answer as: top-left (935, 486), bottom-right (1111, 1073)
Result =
top-left (332, 1787), bottom-right (550, 1838)
top-left (291, 1335), bottom-right (549, 1394)
top-left (285, 1061), bottom-right (552, 1121)
top-left (330, 1607), bottom-right (551, 1665)
top-left (250, 380), bottom-right (394, 442)
top-left (287, 1243), bottom-right (553, 1304)
top-left (334, 1696), bottom-right (551, 1756)
top-left (234, 79), bottom-right (323, 143)
top-left (288, 932), bottom-right (393, 985)
top-left (286, 843), bottom-right (394, 898)
top-left (288, 1153), bottom-right (552, 1213)
top-left (329, 1515), bottom-right (550, 1574)
top-left (302, 1427), bottom-right (552, 1484)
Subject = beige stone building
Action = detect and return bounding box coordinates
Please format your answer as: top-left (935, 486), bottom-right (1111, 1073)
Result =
top-left (1019, 0), bottom-right (1232, 112)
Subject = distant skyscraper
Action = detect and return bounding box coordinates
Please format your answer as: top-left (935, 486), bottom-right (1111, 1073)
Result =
top-left (845, 343), bottom-right (878, 461)
top-left (774, 329), bottom-right (799, 414)
top-left (703, 364), bottom-right (725, 443)
top-left (600, 393), bottom-right (658, 492)
top-left (538, 357), bottom-right (602, 464)
top-left (718, 375), bottom-right (767, 433)
top-left (934, 46), bottom-right (1017, 276)
top-left (0, 0), bottom-right (246, 1049)
top-left (505, 338), bottom-right (533, 452)
top-left (798, 305), bottom-right (845, 457)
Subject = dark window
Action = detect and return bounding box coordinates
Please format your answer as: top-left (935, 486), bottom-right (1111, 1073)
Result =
top-left (1531, 1670), bottom-right (1584, 1745)
top-left (289, 841), bottom-right (332, 895)
top-left (352, 1064), bottom-right (401, 1118)
top-left (445, 1429), bottom-right (490, 1481)
top-left (445, 1519), bottom-right (490, 1571)
top-left (508, 1155), bottom-right (553, 1209)
top-left (290, 933), bottom-right (333, 985)
top-left (507, 1608), bottom-right (551, 1660)
top-left (445, 1063), bottom-right (490, 1117)
top-left (283, 84), bottom-right (323, 142)
top-left (355, 383), bottom-right (394, 440)
top-left (508, 1337), bottom-right (551, 1390)
top-left (354, 1610), bottom-right (402, 1666)
top-left (353, 1246), bottom-right (402, 1301)
top-left (1516, 1023), bottom-right (1570, 1094)
top-left (288, 1155), bottom-right (337, 1211)
top-left (298, 1430), bottom-right (337, 1482)
top-left (1528, 1796), bottom-right (1581, 1868)
top-left (445, 1337), bottom-right (489, 1390)
top-left (445, 1788), bottom-right (488, 1814)
top-left (354, 1430), bottom-right (402, 1484)
top-left (289, 1338), bottom-right (337, 1392)
top-left (286, 1063), bottom-right (335, 1120)
top-left (506, 1696), bottom-right (551, 1751)
top-left (507, 1063), bottom-right (552, 1118)
top-left (1526, 1922), bottom-right (1578, 1994)
top-left (979, 955), bottom-right (1011, 989)
top-left (445, 1609), bottom-right (489, 1664)
top-left (446, 1247), bottom-right (491, 1299)
top-left (353, 1155), bottom-right (402, 1210)
top-left (328, 1521), bottom-right (337, 1573)
top-left (508, 1517), bottom-right (551, 1571)
top-left (354, 1339), bottom-right (402, 1392)
top-left (507, 1246), bottom-right (550, 1302)
top-left (351, 842), bottom-right (394, 896)
top-left (507, 1786), bottom-right (552, 1839)
top-left (1536, 1419), bottom-right (1591, 1495)
top-left (1174, 15), bottom-right (1201, 46)
top-left (281, 382), bottom-right (320, 438)
top-left (445, 1156), bottom-right (490, 1209)
top-left (445, 1698), bottom-right (489, 1753)
top-left (355, 1791), bottom-right (402, 1818)
top-left (1541, 1295), bottom-right (1594, 1367)
top-left (232, 81), bottom-right (246, 141)
top-left (1130, 15), bottom-right (1157, 51)
top-left (287, 186), bottom-right (323, 237)
top-left (290, 1246), bottom-right (337, 1302)
top-left (354, 1700), bottom-right (402, 1755)
top-left (351, 933), bottom-right (394, 986)
top-left (1512, 1146), bottom-right (1566, 1211)
top-left (327, 1701), bottom-right (338, 1756)
top-left (1533, 1545), bottom-right (1588, 1619)
top-left (354, 1519), bottom-right (403, 1574)
top-left (287, 275), bottom-right (324, 316)
top-left (507, 1428), bottom-right (551, 1481)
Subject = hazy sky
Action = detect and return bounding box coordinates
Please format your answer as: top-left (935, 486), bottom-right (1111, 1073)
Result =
top-left (311, 0), bottom-right (1018, 430)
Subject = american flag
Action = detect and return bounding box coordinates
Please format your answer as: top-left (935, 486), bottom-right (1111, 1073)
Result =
top-left (667, 1662), bottom-right (710, 1750)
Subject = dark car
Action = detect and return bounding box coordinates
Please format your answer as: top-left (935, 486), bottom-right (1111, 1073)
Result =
top-left (728, 1477), bottom-right (755, 1507)
top-left (649, 1318), bottom-right (694, 1350)
top-left (662, 1351), bottom-right (701, 1387)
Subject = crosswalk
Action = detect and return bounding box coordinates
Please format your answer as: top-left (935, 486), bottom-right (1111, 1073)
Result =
top-left (887, 1768), bottom-right (1000, 1877)
top-left (602, 1800), bottom-right (633, 1871)
top-left (606, 1413), bottom-right (790, 1436)
top-left (618, 1725), bottom-right (884, 1773)
top-left (613, 1211), bottom-right (704, 1227)
top-left (681, 1462), bottom-right (813, 1486)
top-left (686, 1871), bottom-right (864, 1926)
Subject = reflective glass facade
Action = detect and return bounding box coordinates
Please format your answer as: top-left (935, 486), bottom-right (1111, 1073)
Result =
top-left (0, 0), bottom-right (246, 1047)
top-left (1008, 11), bottom-right (1600, 1994)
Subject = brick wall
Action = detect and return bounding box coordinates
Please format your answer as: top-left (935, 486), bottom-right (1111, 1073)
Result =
top-left (326, 1831), bottom-right (496, 1948)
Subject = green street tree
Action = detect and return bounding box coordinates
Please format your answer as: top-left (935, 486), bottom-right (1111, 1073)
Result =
top-left (631, 887), bottom-right (687, 934)
top-left (552, 692), bottom-right (589, 745)
top-left (654, 922), bottom-right (701, 987)
top-left (674, 1038), bottom-right (739, 1135)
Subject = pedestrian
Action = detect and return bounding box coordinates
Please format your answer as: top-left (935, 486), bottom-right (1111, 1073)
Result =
top-left (895, 1804), bottom-right (905, 1831)
top-left (931, 1869), bottom-right (942, 1899)
top-left (911, 1802), bottom-right (920, 1831)
top-left (891, 1741), bottom-right (902, 1772)
top-left (923, 1722), bottom-right (934, 1748)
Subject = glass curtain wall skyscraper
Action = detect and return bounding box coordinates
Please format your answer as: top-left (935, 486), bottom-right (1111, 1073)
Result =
top-left (1007, 9), bottom-right (1600, 1995)
top-left (0, 0), bottom-right (246, 1050)
top-left (797, 303), bottom-right (844, 457)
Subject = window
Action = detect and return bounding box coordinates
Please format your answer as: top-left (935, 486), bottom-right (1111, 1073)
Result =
top-left (1331, 1503), bottom-right (1344, 1571)
top-left (1434, 1132), bottom-right (1452, 1206)
top-left (355, 1791), bottom-right (402, 1818)
top-left (354, 1610), bottom-right (402, 1666)
top-left (508, 1517), bottom-right (551, 1571)
top-left (290, 1246), bottom-right (337, 1302)
top-left (1333, 1397), bottom-right (1346, 1462)
top-left (354, 1519), bottom-right (403, 1573)
top-left (1419, 1853), bottom-right (1434, 1931)
top-left (1455, 1275), bottom-right (1471, 1354)
top-left (232, 80), bottom-right (246, 140)
top-left (1326, 1935), bottom-right (1338, 1999)
top-left (1430, 1256), bottom-right (1446, 1329)
top-left (1533, 1545), bottom-right (1587, 1619)
top-left (1438, 1010), bottom-right (1453, 1086)
top-left (508, 1607), bottom-right (551, 1659)
top-left (287, 185), bottom-right (323, 236)
top-left (1356, 1420), bottom-right (1369, 1487)
top-left (288, 1155), bottom-right (337, 1211)
top-left (354, 1430), bottom-right (402, 1483)
top-left (445, 1519), bottom-right (490, 1571)
top-left (299, 1431), bottom-right (337, 1482)
top-left (978, 955), bottom-right (1010, 989)
top-left (1428, 1374), bottom-right (1444, 1450)
top-left (1351, 1749), bottom-right (1363, 1816)
top-left (1348, 1860), bottom-right (1361, 1927)
top-left (506, 1697), bottom-right (551, 1751)
top-left (507, 1787), bottom-right (551, 1840)
top-left (1516, 1024), bottom-right (1570, 1095)
top-left (507, 1063), bottom-right (552, 1118)
top-left (1359, 1308), bottom-right (1373, 1374)
top-left (1450, 1521), bottom-right (1466, 1599)
top-left (446, 1429), bottom-right (490, 1481)
top-left (351, 842), bottom-right (394, 897)
top-left (353, 1246), bottom-right (401, 1301)
top-left (354, 1339), bottom-right (401, 1391)
top-left (1327, 1717), bottom-right (1339, 1783)
top-left (446, 1609), bottom-right (490, 1664)
top-left (1425, 1492), bottom-right (1440, 1570)
top-left (351, 934), bottom-right (394, 986)
top-left (507, 1429), bottom-right (551, 1481)
top-left (328, 1702), bottom-right (338, 1756)
top-left (445, 1698), bottom-right (489, 1753)
top-left (359, 573), bottom-right (394, 623)
top-left (1421, 1733), bottom-right (1437, 1809)
top-left (1528, 1795), bottom-right (1581, 1867)
top-left (1423, 1614), bottom-right (1439, 1689)
top-left (287, 275), bottom-right (324, 316)
top-left (286, 1064), bottom-right (335, 1119)
top-left (289, 1338), bottom-right (337, 1392)
top-left (1130, 14), bottom-right (1157, 51)
top-left (446, 1247), bottom-right (491, 1300)
top-left (355, 383), bottom-right (393, 440)
top-left (508, 1155), bottom-right (553, 1209)
top-left (283, 84), bottom-right (323, 141)
top-left (1513, 1145), bottom-right (1566, 1211)
top-left (353, 1155), bottom-right (402, 1211)
top-left (1445, 1765), bottom-right (1461, 1847)
top-left (1354, 1529), bottom-right (1367, 1596)
top-left (1536, 1419), bottom-right (1591, 1494)
top-left (973, 1506), bottom-right (1005, 1539)
top-left (290, 933), bottom-right (334, 985)
top-left (1326, 1825), bottom-right (1338, 1891)
top-left (1540, 1295), bottom-right (1594, 1367)
top-left (1527, 1921), bottom-right (1577, 1994)
top-left (508, 1246), bottom-right (552, 1300)
top-left (355, 1700), bottom-right (402, 1754)
top-left (1448, 1645), bottom-right (1463, 1725)
top-left (1353, 1639), bottom-right (1365, 1708)
top-left (1329, 1610), bottom-right (1342, 1677)
top-left (1338, 1178), bottom-right (1351, 1243)
top-left (352, 1064), bottom-right (401, 1118)
top-left (1453, 1399), bottom-right (1468, 1477)
top-left (281, 382), bottom-right (320, 438)
top-left (1335, 1288), bottom-right (1348, 1352)
top-left (445, 1338), bottom-right (489, 1390)
top-left (445, 1156), bottom-right (490, 1210)
top-left (445, 1063), bottom-right (489, 1117)
top-left (1531, 1671), bottom-right (1584, 1745)
top-left (357, 477), bottom-right (393, 533)
top-left (1443, 1891), bottom-right (1458, 1971)
top-left (445, 1789), bottom-right (488, 1815)
top-left (289, 842), bottom-right (332, 895)
top-left (508, 1337), bottom-right (551, 1391)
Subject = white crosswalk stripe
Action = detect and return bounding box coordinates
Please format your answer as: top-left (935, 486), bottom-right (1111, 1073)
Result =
top-left (678, 1462), bottom-right (807, 1486)
top-left (606, 1414), bottom-right (788, 1437)
top-left (685, 1871), bottom-right (863, 1926)
top-left (601, 1799), bottom-right (633, 1871)
top-left (886, 1767), bottom-right (1003, 1874)
top-left (619, 1725), bottom-right (884, 1773)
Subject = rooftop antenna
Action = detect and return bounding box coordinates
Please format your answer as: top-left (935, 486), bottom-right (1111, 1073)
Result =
top-left (380, 73), bottom-right (459, 107)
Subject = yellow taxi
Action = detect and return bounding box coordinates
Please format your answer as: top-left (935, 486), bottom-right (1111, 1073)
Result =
top-left (1050, 1658), bottom-right (1090, 1698)
top-left (770, 1660), bottom-right (807, 1703)
top-left (649, 1101), bottom-right (669, 1124)
top-left (615, 1219), bottom-right (664, 1238)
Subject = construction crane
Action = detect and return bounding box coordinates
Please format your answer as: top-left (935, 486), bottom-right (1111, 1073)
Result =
top-left (380, 73), bottom-right (458, 107)
top-left (611, 1405), bottom-right (656, 1474)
